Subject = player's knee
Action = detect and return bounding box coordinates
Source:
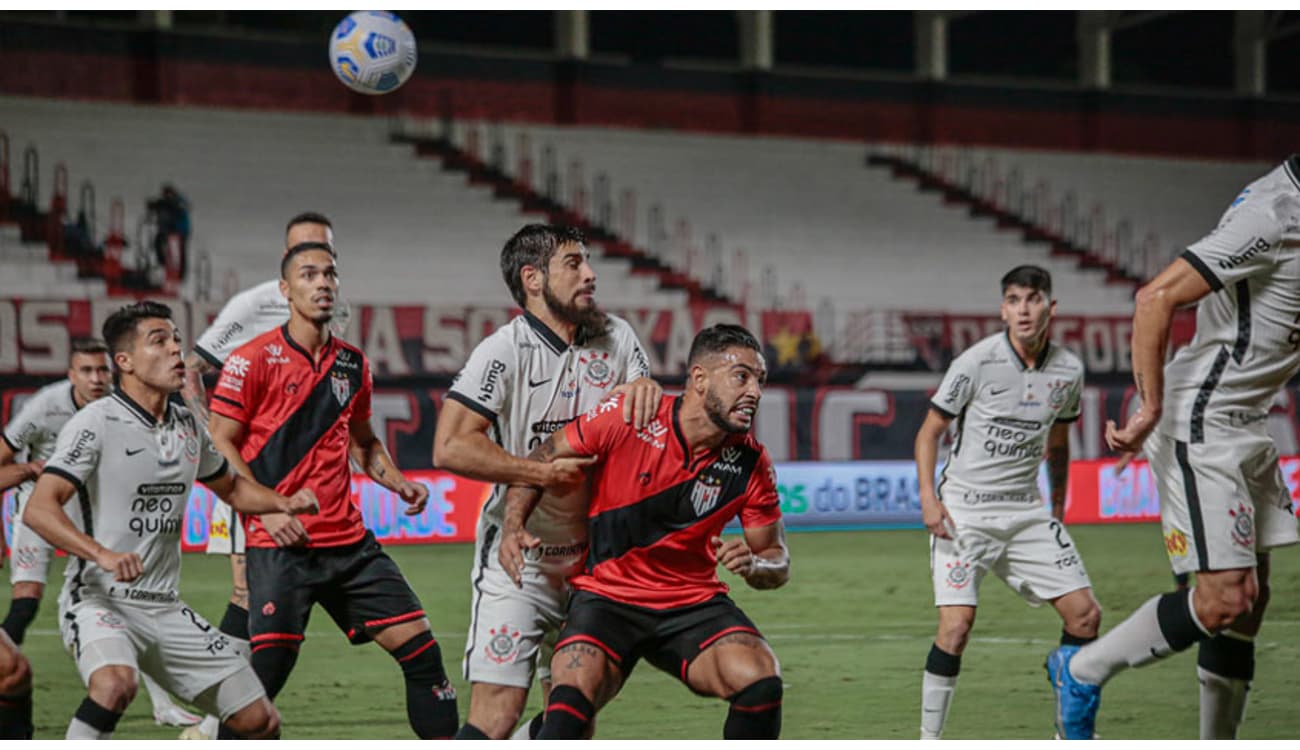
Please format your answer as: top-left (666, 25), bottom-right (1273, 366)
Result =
top-left (0, 652), bottom-right (31, 695)
top-left (467, 684), bottom-right (527, 739)
top-left (936, 618), bottom-right (973, 654)
top-left (227, 698), bottom-right (280, 739)
top-left (87, 668), bottom-right (137, 713)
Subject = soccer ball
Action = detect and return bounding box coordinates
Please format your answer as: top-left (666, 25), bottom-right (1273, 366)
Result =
top-left (328, 11), bottom-right (417, 95)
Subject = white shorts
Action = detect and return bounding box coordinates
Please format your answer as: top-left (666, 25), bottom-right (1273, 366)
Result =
top-left (931, 506), bottom-right (1092, 607)
top-left (205, 499), bottom-right (245, 555)
top-left (1147, 429), bottom-right (1300, 575)
top-left (462, 526), bottom-right (576, 689)
top-left (8, 519), bottom-right (55, 586)
top-left (58, 590), bottom-right (260, 717)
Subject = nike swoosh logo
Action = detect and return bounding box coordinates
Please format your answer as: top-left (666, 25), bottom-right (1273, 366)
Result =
top-left (528, 378), bottom-right (552, 388)
top-left (989, 387), bottom-right (1009, 395)
top-left (126, 448), bottom-right (145, 456)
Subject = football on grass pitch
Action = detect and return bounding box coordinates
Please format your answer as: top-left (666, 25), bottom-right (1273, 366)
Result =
top-left (329, 11), bottom-right (417, 95)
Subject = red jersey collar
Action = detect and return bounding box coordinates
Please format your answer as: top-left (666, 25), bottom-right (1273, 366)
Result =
top-left (279, 323), bottom-right (337, 371)
top-left (669, 395), bottom-right (746, 471)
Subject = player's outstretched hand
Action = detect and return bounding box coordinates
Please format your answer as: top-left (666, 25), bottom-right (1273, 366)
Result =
top-left (499, 525), bottom-right (541, 588)
top-left (396, 479), bottom-right (429, 516)
top-left (1105, 407), bottom-right (1158, 454)
top-left (96, 549), bottom-right (143, 582)
top-left (543, 456), bottom-right (598, 494)
top-left (711, 536), bottom-right (756, 578)
top-left (263, 513), bottom-right (310, 548)
top-left (922, 496), bottom-right (955, 540)
top-left (282, 488), bottom-right (320, 516)
top-left (611, 377), bottom-right (663, 429)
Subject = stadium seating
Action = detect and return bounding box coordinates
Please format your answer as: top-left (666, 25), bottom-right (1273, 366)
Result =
top-left (468, 121), bottom-right (1141, 315)
top-left (0, 95), bottom-right (680, 306)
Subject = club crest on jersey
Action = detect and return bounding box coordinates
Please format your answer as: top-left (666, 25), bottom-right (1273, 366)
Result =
top-left (945, 561), bottom-right (972, 589)
top-left (331, 372), bottom-right (351, 406)
top-left (1229, 503), bottom-right (1255, 548)
top-left (579, 351), bottom-right (614, 389)
top-left (691, 475), bottom-right (724, 516)
top-left (1047, 379), bottom-right (1072, 409)
top-left (486, 624), bottom-right (521, 664)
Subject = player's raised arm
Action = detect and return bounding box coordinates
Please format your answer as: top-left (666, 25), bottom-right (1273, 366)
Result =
top-left (915, 407), bottom-right (955, 539)
top-left (24, 473), bottom-right (141, 583)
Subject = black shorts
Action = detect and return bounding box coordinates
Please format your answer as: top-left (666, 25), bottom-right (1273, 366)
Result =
top-left (247, 530), bottom-right (425, 646)
top-left (555, 591), bottom-right (762, 689)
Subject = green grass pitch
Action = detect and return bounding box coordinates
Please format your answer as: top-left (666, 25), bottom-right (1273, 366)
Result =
top-left (12, 524), bottom-right (1299, 739)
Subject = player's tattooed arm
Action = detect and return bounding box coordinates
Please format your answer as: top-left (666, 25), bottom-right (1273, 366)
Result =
top-left (1046, 422), bottom-right (1070, 521)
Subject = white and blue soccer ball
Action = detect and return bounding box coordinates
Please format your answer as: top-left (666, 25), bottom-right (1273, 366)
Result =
top-left (329, 11), bottom-right (418, 95)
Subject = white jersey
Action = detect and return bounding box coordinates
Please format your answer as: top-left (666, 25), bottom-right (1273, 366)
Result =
top-left (1161, 157), bottom-right (1300, 444)
top-left (193, 279), bottom-right (289, 367)
top-left (931, 332), bottom-right (1084, 510)
top-left (3, 379), bottom-right (85, 514)
top-left (447, 312), bottom-right (651, 546)
top-left (43, 391), bottom-right (231, 602)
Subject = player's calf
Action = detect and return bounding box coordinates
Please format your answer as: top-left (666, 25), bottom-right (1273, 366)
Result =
top-left (249, 634), bottom-right (302, 699)
top-left (537, 684), bottom-right (594, 739)
top-left (0, 594), bottom-right (40, 646)
top-left (724, 676), bottom-right (783, 739)
top-left (389, 630), bottom-right (458, 739)
top-left (459, 682), bottom-right (528, 739)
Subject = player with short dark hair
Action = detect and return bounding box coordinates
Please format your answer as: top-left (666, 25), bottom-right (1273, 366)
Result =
top-left (915, 265), bottom-right (1099, 739)
top-left (435, 222), bottom-right (659, 740)
top-left (0, 337), bottom-right (208, 728)
top-left (1048, 156), bottom-right (1300, 741)
top-left (207, 239), bottom-right (459, 739)
top-left (179, 212), bottom-right (348, 738)
top-left (23, 300), bottom-right (318, 740)
top-left (498, 323), bottom-right (789, 740)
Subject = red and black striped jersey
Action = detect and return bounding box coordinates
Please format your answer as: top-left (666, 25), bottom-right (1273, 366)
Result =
top-left (210, 324), bottom-right (372, 549)
top-left (563, 393), bottom-right (781, 610)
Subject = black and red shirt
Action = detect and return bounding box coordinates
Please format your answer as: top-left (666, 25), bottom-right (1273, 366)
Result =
top-left (563, 393), bottom-right (782, 610)
top-left (210, 324), bottom-right (371, 549)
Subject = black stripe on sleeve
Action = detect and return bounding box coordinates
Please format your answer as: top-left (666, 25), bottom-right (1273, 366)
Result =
top-left (2, 432), bottom-right (20, 452)
top-left (193, 345), bottom-right (223, 369)
top-left (198, 458), bottom-right (230, 485)
top-left (1054, 414), bottom-right (1081, 424)
top-left (447, 391), bottom-right (499, 423)
top-left (212, 394), bottom-right (244, 411)
top-left (43, 466), bottom-right (86, 494)
top-left (1180, 249), bottom-right (1224, 292)
top-left (929, 402), bottom-right (957, 420)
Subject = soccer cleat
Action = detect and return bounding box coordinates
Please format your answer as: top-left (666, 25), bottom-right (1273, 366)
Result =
top-left (179, 715), bottom-right (220, 740)
top-left (1046, 646), bottom-right (1101, 740)
top-left (154, 702), bottom-right (203, 727)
